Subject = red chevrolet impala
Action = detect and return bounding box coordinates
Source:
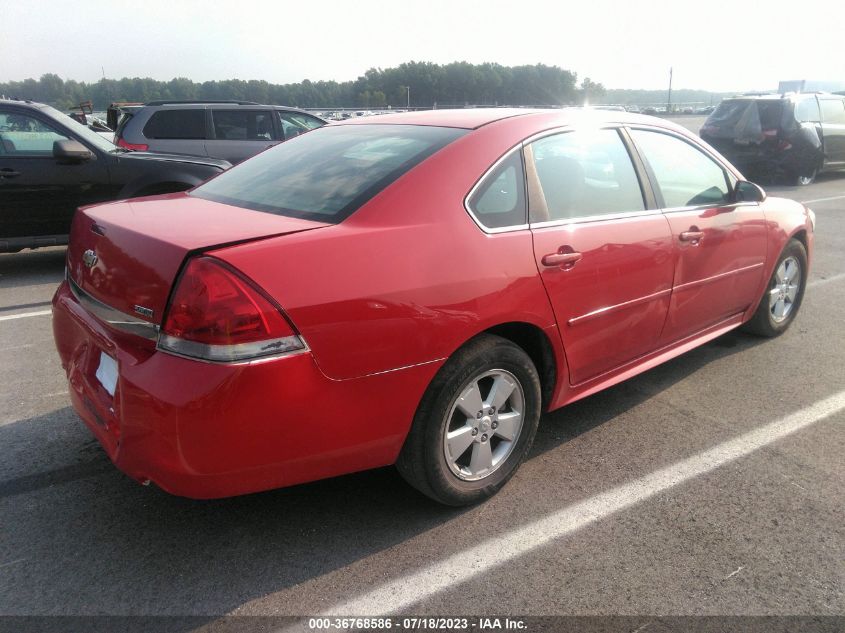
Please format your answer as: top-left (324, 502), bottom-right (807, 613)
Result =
top-left (52, 108), bottom-right (814, 505)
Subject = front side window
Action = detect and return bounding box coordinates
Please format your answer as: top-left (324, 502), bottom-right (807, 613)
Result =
top-left (0, 111), bottom-right (69, 155)
top-left (143, 109), bottom-right (206, 139)
top-left (820, 99), bottom-right (845, 124)
top-left (466, 150), bottom-right (526, 229)
top-left (212, 110), bottom-right (274, 141)
top-left (630, 129), bottom-right (731, 209)
top-left (277, 111), bottom-right (325, 140)
top-left (528, 128), bottom-right (645, 223)
top-left (192, 124), bottom-right (466, 223)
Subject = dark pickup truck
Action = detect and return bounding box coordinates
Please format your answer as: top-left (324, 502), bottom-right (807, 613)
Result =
top-left (0, 99), bottom-right (231, 252)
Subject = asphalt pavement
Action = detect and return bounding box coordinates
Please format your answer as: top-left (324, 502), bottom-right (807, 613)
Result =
top-left (0, 169), bottom-right (843, 631)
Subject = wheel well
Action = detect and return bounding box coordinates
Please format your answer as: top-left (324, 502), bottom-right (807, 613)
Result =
top-left (484, 322), bottom-right (557, 410)
top-left (792, 229), bottom-right (808, 252)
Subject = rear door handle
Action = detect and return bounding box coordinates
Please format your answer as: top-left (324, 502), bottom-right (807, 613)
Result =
top-left (541, 251), bottom-right (582, 269)
top-left (679, 230), bottom-right (704, 243)
top-left (0, 168), bottom-right (21, 179)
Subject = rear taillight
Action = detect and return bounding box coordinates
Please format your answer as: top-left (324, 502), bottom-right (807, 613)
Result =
top-left (116, 137), bottom-right (149, 151)
top-left (158, 257), bottom-right (305, 362)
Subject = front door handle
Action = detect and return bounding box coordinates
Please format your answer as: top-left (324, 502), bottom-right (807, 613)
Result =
top-left (0, 168), bottom-right (21, 179)
top-left (541, 251), bottom-right (582, 269)
top-left (679, 230), bottom-right (704, 244)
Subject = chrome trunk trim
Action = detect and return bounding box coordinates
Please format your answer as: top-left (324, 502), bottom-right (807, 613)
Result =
top-left (68, 277), bottom-right (159, 341)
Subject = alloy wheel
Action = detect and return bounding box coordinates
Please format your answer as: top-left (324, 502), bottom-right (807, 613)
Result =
top-left (769, 255), bottom-right (801, 323)
top-left (443, 369), bottom-right (525, 481)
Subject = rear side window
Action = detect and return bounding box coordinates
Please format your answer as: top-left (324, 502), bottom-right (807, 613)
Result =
top-left (212, 110), bottom-right (274, 140)
top-left (630, 129), bottom-right (731, 209)
top-left (528, 129), bottom-right (645, 223)
top-left (467, 150), bottom-right (526, 229)
top-left (192, 124), bottom-right (466, 223)
top-left (795, 98), bottom-right (821, 123)
top-left (142, 109), bottom-right (206, 139)
top-left (820, 99), bottom-right (845, 124)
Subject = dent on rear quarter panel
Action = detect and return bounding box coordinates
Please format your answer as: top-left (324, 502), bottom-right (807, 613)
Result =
top-left (213, 118), bottom-right (561, 381)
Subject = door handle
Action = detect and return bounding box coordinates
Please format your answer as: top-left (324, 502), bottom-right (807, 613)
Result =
top-left (541, 251), bottom-right (582, 269)
top-left (0, 168), bottom-right (21, 179)
top-left (679, 230), bottom-right (704, 243)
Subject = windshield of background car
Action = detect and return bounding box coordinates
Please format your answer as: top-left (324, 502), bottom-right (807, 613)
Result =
top-left (42, 105), bottom-right (117, 152)
top-left (192, 124), bottom-right (466, 222)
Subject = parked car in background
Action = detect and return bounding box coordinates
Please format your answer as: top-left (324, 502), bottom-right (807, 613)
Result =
top-left (700, 93), bottom-right (845, 185)
top-left (53, 108), bottom-right (813, 505)
top-left (114, 100), bottom-right (327, 164)
top-left (0, 98), bottom-right (230, 252)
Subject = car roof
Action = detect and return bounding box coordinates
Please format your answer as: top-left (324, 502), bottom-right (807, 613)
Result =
top-left (142, 102), bottom-right (315, 113)
top-left (0, 98), bottom-right (50, 110)
top-left (332, 107), bottom-right (682, 130)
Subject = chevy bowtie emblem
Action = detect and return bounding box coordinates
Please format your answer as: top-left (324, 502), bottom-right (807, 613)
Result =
top-left (82, 249), bottom-right (98, 268)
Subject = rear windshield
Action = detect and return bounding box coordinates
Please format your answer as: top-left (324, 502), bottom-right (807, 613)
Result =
top-left (705, 99), bottom-right (787, 139)
top-left (143, 109), bottom-right (206, 139)
top-left (191, 124), bottom-right (466, 223)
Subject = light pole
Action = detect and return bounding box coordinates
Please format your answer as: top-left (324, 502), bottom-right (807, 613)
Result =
top-left (407, 85), bottom-right (410, 109)
top-left (667, 67), bottom-right (673, 113)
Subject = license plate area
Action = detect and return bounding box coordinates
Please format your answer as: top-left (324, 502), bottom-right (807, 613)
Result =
top-left (95, 351), bottom-right (118, 397)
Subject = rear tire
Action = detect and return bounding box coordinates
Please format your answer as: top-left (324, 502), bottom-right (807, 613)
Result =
top-left (743, 238), bottom-right (807, 337)
top-left (792, 165), bottom-right (818, 186)
top-left (396, 334), bottom-right (541, 506)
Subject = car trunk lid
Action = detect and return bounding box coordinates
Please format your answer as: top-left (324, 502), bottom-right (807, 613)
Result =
top-left (67, 192), bottom-right (329, 325)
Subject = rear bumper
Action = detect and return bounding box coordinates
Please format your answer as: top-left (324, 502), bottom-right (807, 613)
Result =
top-left (52, 280), bottom-right (441, 499)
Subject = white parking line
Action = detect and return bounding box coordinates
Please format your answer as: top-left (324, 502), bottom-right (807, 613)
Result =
top-left (0, 309), bottom-right (51, 322)
top-left (800, 194), bottom-right (845, 205)
top-left (809, 272), bottom-right (845, 288)
top-left (318, 390), bottom-right (845, 616)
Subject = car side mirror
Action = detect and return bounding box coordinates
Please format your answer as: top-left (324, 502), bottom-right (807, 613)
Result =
top-left (53, 139), bottom-right (93, 163)
top-left (734, 180), bottom-right (766, 203)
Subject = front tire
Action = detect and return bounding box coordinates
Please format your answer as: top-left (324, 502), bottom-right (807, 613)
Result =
top-left (396, 334), bottom-right (541, 506)
top-left (743, 238), bottom-right (808, 337)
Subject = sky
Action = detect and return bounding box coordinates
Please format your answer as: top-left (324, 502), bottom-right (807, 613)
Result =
top-left (2, 0), bottom-right (844, 92)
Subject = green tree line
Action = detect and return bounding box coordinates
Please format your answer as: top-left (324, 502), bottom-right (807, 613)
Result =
top-left (0, 61), bottom-right (602, 110)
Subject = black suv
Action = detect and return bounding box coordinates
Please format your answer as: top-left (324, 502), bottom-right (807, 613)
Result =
top-left (700, 93), bottom-right (845, 185)
top-left (0, 99), bottom-right (230, 253)
top-left (114, 101), bottom-right (326, 164)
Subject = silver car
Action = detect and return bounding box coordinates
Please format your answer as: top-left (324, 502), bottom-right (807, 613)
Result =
top-left (114, 101), bottom-right (326, 164)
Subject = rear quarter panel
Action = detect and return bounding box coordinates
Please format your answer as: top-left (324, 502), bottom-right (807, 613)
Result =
top-left (212, 117), bottom-right (563, 381)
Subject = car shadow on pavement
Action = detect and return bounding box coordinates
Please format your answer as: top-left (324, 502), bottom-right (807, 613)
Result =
top-left (0, 328), bottom-right (769, 626)
top-left (0, 247), bottom-right (66, 291)
top-left (530, 329), bottom-right (766, 457)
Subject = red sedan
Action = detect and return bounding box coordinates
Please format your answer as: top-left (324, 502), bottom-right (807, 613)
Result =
top-left (52, 108), bottom-right (814, 505)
